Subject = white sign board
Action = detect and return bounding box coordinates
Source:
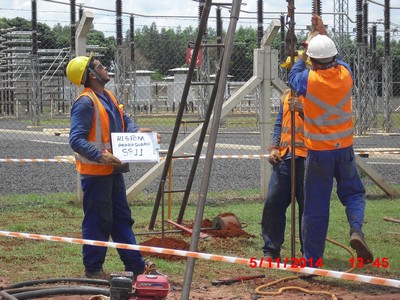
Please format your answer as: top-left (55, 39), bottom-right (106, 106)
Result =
top-left (111, 132), bottom-right (160, 163)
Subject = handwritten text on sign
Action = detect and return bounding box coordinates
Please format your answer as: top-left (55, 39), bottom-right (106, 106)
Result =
top-left (111, 132), bottom-right (159, 163)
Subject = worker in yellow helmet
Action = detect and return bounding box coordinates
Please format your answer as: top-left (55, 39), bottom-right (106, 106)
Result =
top-left (66, 53), bottom-right (161, 279)
top-left (280, 50), bottom-right (312, 69)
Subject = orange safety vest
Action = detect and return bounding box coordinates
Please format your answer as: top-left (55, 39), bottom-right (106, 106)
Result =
top-left (74, 87), bottom-right (125, 176)
top-left (279, 90), bottom-right (307, 158)
top-left (303, 66), bottom-right (354, 150)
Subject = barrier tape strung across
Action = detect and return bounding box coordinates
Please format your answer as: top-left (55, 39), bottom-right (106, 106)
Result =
top-left (0, 158), bottom-right (75, 163)
top-left (0, 150), bottom-right (399, 164)
top-left (0, 230), bottom-right (399, 288)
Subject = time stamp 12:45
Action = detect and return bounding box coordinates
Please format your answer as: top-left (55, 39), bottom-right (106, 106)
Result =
top-left (249, 257), bottom-right (390, 269)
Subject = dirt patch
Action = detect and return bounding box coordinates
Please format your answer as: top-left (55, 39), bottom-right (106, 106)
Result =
top-left (185, 217), bottom-right (254, 238)
top-left (141, 236), bottom-right (190, 261)
top-left (140, 216), bottom-right (254, 262)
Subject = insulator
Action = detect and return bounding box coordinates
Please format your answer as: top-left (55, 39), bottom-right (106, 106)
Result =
top-left (371, 25), bottom-right (377, 51)
top-left (312, 0), bottom-right (322, 16)
top-left (257, 0), bottom-right (263, 47)
top-left (79, 4), bottom-right (83, 20)
top-left (130, 15), bottom-right (134, 61)
top-left (384, 0), bottom-right (390, 56)
top-left (198, 0), bottom-right (205, 23)
top-left (280, 14), bottom-right (285, 62)
top-left (198, 0), bottom-right (207, 39)
top-left (363, 1), bottom-right (368, 45)
top-left (371, 25), bottom-right (377, 69)
top-left (32, 0), bottom-right (38, 55)
top-left (116, 0), bottom-right (122, 46)
top-left (216, 7), bottom-right (222, 41)
top-left (356, 0), bottom-right (363, 43)
top-left (70, 0), bottom-right (76, 51)
top-left (216, 6), bottom-right (222, 59)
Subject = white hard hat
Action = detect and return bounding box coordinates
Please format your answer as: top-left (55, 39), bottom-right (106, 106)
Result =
top-left (306, 34), bottom-right (338, 59)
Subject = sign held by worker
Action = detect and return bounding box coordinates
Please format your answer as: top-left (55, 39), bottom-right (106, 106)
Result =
top-left (186, 41), bottom-right (202, 66)
top-left (111, 132), bottom-right (160, 163)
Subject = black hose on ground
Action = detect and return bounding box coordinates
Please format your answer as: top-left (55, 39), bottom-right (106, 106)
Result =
top-left (8, 286), bottom-right (110, 300)
top-left (4, 286), bottom-right (72, 294)
top-left (7, 278), bottom-right (109, 289)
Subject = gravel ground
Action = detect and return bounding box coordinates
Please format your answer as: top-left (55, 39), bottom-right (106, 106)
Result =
top-left (0, 119), bottom-right (399, 199)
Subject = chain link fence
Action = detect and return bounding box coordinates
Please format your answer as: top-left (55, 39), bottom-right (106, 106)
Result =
top-left (0, 4), bottom-right (399, 207)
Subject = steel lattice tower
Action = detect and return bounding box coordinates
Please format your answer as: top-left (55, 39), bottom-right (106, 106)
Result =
top-left (382, 0), bottom-right (393, 132)
top-left (333, 0), bottom-right (350, 61)
top-left (198, 0), bottom-right (211, 119)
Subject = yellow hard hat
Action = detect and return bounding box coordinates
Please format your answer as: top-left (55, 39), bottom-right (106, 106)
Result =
top-left (66, 53), bottom-right (93, 86)
top-left (280, 50), bottom-right (312, 69)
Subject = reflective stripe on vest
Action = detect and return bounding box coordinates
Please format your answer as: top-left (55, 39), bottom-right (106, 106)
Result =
top-left (74, 88), bottom-right (124, 175)
top-left (304, 65), bottom-right (354, 150)
top-left (279, 90), bottom-right (307, 158)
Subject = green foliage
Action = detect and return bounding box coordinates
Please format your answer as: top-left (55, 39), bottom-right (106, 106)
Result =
top-left (1, 16), bottom-right (400, 94)
top-left (150, 69), bottom-right (165, 81)
top-left (134, 22), bottom-right (198, 75)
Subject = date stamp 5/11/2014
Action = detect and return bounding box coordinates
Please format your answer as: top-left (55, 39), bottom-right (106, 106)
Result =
top-left (249, 257), bottom-right (323, 269)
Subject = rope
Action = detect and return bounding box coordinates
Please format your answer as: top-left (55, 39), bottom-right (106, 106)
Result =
top-left (255, 237), bottom-right (357, 298)
top-left (0, 230), bottom-right (399, 288)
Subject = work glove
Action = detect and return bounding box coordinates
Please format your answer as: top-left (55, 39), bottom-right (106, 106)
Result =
top-left (99, 150), bottom-right (122, 165)
top-left (288, 96), bottom-right (303, 113)
top-left (301, 30), bottom-right (319, 48)
top-left (267, 148), bottom-right (282, 165)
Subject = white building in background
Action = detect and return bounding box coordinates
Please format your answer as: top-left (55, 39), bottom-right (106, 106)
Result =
top-left (167, 67), bottom-right (196, 111)
top-left (135, 70), bottom-right (154, 112)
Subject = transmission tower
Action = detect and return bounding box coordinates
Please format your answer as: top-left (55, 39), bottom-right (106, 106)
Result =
top-left (333, 0), bottom-right (350, 61)
top-left (198, 0), bottom-right (211, 119)
top-left (382, 0), bottom-right (393, 132)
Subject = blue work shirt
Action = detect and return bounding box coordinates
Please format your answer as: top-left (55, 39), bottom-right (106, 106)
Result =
top-left (70, 90), bottom-right (139, 173)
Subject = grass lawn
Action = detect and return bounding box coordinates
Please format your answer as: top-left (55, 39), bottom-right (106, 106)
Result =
top-left (0, 192), bottom-right (399, 287)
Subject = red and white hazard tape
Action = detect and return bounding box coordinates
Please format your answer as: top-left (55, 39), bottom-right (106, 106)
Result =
top-left (0, 150), bottom-right (399, 164)
top-left (0, 158), bottom-right (75, 163)
top-left (0, 230), bottom-right (399, 288)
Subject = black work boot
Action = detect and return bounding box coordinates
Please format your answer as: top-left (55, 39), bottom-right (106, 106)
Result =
top-left (263, 251), bottom-right (281, 262)
top-left (350, 232), bottom-right (374, 264)
top-left (83, 269), bottom-right (110, 280)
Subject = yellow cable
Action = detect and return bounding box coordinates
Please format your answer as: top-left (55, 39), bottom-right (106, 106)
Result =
top-left (255, 237), bottom-right (356, 299)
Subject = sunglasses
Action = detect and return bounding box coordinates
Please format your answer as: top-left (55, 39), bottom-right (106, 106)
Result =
top-left (94, 63), bottom-right (105, 70)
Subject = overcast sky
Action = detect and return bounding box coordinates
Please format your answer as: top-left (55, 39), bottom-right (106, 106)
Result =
top-left (1, 0), bottom-right (400, 39)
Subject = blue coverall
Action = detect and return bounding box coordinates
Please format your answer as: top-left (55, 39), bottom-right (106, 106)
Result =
top-left (261, 102), bottom-right (305, 259)
top-left (70, 91), bottom-right (145, 275)
top-left (289, 59), bottom-right (366, 266)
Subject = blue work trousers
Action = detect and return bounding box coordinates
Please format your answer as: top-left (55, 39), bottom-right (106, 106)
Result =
top-left (302, 146), bottom-right (366, 266)
top-left (261, 158), bottom-right (305, 258)
top-left (81, 173), bottom-right (145, 274)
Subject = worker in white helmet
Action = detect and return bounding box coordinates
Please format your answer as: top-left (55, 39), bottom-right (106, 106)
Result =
top-left (288, 15), bottom-right (373, 267)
